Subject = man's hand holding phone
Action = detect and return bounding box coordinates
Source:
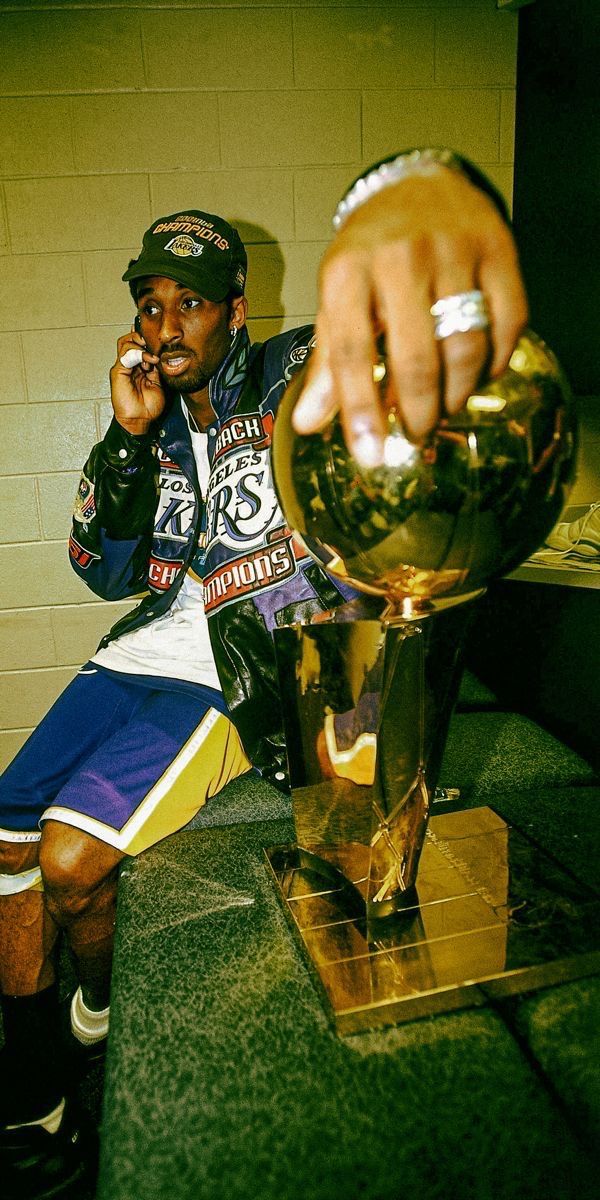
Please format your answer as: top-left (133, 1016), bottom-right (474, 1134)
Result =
top-left (110, 322), bottom-right (165, 436)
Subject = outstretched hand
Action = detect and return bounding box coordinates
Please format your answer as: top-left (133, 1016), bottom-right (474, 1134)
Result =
top-left (292, 166), bottom-right (528, 466)
top-left (110, 329), bottom-right (166, 436)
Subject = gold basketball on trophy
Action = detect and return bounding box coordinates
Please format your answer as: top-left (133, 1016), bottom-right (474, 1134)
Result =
top-left (272, 331), bottom-right (576, 615)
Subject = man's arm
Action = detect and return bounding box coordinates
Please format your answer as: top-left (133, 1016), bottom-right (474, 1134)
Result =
top-left (293, 149), bottom-right (528, 467)
top-left (68, 328), bottom-right (164, 599)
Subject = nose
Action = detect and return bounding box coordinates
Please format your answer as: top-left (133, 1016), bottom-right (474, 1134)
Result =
top-left (159, 307), bottom-right (184, 346)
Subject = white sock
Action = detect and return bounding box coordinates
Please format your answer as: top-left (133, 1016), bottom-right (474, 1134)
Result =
top-left (6, 1097), bottom-right (65, 1135)
top-left (70, 985), bottom-right (110, 1045)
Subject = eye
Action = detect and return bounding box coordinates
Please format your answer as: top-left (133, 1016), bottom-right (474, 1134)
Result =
top-left (181, 296), bottom-right (201, 311)
top-left (140, 302), bottom-right (159, 318)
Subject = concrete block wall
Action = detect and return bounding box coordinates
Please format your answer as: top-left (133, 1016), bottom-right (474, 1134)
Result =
top-left (0, 0), bottom-right (518, 766)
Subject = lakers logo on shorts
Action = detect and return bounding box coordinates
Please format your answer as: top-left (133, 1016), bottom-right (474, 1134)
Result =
top-left (164, 235), bottom-right (204, 258)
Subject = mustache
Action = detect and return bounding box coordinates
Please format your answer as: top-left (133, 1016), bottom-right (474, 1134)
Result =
top-left (159, 345), bottom-right (193, 359)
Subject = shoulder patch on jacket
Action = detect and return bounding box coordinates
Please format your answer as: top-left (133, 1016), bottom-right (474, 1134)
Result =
top-left (287, 333), bottom-right (316, 371)
top-left (73, 474), bottom-right (96, 524)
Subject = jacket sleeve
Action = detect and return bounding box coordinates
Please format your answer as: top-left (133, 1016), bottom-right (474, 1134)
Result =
top-left (69, 417), bottom-right (159, 601)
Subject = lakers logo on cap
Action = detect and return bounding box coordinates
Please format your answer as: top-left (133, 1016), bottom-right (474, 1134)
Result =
top-left (164, 235), bottom-right (204, 258)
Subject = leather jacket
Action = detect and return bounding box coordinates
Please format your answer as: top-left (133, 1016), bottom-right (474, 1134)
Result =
top-left (69, 324), bottom-right (353, 787)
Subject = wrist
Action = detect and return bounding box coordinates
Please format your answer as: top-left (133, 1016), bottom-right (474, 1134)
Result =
top-left (103, 417), bottom-right (153, 471)
top-left (332, 149), bottom-right (462, 232)
top-left (333, 148), bottom-right (510, 231)
top-left (114, 417), bottom-right (153, 437)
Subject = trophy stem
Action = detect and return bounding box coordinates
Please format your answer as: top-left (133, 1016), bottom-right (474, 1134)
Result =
top-left (273, 603), bottom-right (474, 927)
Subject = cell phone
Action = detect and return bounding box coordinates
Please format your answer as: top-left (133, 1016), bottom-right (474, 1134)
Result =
top-left (119, 314), bottom-right (145, 369)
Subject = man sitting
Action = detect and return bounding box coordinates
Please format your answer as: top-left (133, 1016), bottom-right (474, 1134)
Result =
top-left (0, 149), bottom-right (526, 1199)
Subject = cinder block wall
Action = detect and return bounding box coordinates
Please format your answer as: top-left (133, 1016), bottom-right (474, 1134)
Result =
top-left (0, 0), bottom-right (517, 766)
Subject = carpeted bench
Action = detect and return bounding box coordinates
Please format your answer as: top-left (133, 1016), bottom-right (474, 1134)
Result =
top-left (95, 667), bottom-right (599, 1200)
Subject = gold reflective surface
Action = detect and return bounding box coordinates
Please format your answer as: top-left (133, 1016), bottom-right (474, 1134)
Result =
top-left (273, 606), bottom-right (472, 917)
top-left (272, 331), bottom-right (576, 616)
top-left (268, 331), bottom-right (587, 1026)
top-left (265, 807), bottom-right (600, 1035)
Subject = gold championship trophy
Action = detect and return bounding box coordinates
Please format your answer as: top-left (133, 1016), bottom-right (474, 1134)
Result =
top-left (265, 333), bottom-right (600, 1033)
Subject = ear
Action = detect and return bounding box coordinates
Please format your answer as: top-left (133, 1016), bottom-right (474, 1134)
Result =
top-left (229, 294), bottom-right (248, 331)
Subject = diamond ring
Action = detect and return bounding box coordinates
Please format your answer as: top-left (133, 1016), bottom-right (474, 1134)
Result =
top-left (430, 290), bottom-right (490, 340)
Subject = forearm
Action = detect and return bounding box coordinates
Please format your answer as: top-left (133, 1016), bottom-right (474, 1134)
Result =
top-left (83, 418), bottom-right (158, 538)
top-left (69, 418), bottom-right (158, 599)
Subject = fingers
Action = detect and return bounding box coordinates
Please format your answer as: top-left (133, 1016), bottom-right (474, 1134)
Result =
top-left (119, 347), bottom-right (144, 370)
top-left (432, 221), bottom-right (527, 397)
top-left (294, 256), bottom-right (387, 467)
top-left (439, 329), bottom-right (490, 413)
top-left (296, 170), bottom-right (528, 460)
top-left (376, 273), bottom-right (487, 439)
top-left (291, 358), bottom-right (336, 434)
top-left (304, 241), bottom-right (485, 450)
top-left (478, 236), bottom-right (529, 378)
top-left (110, 332), bottom-right (160, 404)
top-left (376, 242), bottom-right (441, 440)
top-left (109, 331), bottom-right (165, 435)
top-left (114, 330), bottom-right (158, 376)
top-left (429, 255), bottom-right (492, 417)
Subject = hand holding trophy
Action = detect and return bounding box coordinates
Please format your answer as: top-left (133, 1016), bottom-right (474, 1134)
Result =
top-left (274, 331), bottom-right (576, 619)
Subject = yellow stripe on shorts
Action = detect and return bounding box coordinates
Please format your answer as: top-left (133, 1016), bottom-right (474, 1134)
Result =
top-left (43, 709), bottom-right (251, 856)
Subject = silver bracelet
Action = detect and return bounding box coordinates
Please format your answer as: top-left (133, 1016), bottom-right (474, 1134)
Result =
top-left (332, 148), bottom-right (464, 232)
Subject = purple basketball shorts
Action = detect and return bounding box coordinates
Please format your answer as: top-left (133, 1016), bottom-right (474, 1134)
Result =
top-left (0, 664), bottom-right (250, 855)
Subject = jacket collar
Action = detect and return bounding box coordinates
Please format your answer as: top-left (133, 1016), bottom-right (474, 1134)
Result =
top-left (208, 326), bottom-right (251, 421)
top-left (157, 394), bottom-right (199, 491)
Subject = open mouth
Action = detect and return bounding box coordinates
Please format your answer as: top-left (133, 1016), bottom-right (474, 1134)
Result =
top-left (160, 353), bottom-right (192, 377)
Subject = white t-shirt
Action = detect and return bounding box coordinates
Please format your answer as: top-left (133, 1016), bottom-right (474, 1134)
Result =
top-left (92, 400), bottom-right (220, 691)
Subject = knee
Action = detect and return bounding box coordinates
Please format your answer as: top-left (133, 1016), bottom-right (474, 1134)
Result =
top-left (0, 837), bottom-right (39, 875)
top-left (39, 822), bottom-right (118, 925)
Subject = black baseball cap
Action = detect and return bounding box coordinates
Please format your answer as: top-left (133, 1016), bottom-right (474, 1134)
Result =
top-left (123, 210), bottom-right (247, 301)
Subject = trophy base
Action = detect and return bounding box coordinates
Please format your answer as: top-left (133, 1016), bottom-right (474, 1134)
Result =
top-left (264, 806), bottom-right (600, 1035)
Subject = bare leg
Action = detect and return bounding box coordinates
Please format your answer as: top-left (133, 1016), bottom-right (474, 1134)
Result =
top-left (1, 824), bottom-right (124, 1131)
top-left (0, 840), bottom-right (59, 996)
top-left (0, 841), bottom-right (66, 1126)
top-left (39, 821), bottom-right (125, 1012)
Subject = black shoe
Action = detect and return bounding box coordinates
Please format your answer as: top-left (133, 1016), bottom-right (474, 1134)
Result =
top-left (59, 993), bottom-right (107, 1087)
top-left (65, 1030), bottom-right (108, 1087)
top-left (0, 1096), bottom-right (98, 1200)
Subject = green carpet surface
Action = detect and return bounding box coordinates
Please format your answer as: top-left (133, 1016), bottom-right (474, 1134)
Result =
top-left (98, 812), bottom-right (598, 1200)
